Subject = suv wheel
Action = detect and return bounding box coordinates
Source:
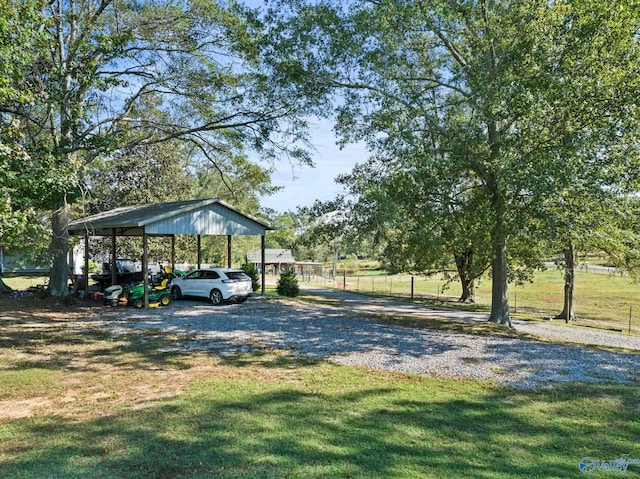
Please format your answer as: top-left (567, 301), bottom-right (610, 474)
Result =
top-left (210, 288), bottom-right (223, 305)
top-left (171, 286), bottom-right (182, 300)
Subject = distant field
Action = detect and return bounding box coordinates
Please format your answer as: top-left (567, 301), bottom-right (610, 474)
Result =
top-left (1, 276), bottom-right (49, 290)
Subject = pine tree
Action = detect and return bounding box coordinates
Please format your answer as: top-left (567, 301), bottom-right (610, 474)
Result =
top-left (276, 267), bottom-right (299, 297)
top-left (241, 263), bottom-right (260, 292)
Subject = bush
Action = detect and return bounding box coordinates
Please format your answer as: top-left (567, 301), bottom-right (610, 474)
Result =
top-left (276, 267), bottom-right (299, 297)
top-left (241, 263), bottom-right (260, 292)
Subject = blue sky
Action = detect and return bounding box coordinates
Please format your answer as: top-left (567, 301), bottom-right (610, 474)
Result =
top-left (259, 118), bottom-right (369, 212)
top-left (238, 1), bottom-right (369, 213)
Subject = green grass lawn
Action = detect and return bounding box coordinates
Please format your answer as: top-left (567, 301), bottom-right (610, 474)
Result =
top-left (1, 352), bottom-right (639, 479)
top-left (0, 297), bottom-right (639, 479)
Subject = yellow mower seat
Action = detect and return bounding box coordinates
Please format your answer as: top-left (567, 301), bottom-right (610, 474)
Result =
top-left (155, 279), bottom-right (169, 291)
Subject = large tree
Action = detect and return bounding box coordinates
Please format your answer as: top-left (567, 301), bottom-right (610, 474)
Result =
top-left (332, 148), bottom-right (496, 302)
top-left (261, 0), bottom-right (640, 325)
top-left (544, 190), bottom-right (640, 322)
top-left (2, 0), bottom-right (312, 295)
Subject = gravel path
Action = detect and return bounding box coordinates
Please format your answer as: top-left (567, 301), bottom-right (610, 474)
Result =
top-left (94, 290), bottom-right (640, 390)
top-left (298, 285), bottom-right (640, 351)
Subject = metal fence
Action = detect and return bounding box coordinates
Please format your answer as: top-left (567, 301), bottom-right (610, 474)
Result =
top-left (299, 269), bottom-right (639, 335)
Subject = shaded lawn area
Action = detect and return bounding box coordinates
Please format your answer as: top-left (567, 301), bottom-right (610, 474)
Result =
top-left (0, 296), bottom-right (639, 478)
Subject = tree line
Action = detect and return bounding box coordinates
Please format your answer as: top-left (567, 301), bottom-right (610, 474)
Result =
top-left (2, 0), bottom-right (640, 327)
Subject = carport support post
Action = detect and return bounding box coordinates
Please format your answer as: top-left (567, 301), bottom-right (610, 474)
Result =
top-left (111, 229), bottom-right (117, 286)
top-left (84, 234), bottom-right (90, 293)
top-left (261, 235), bottom-right (266, 295)
top-left (142, 228), bottom-right (149, 308)
top-left (171, 234), bottom-right (176, 272)
top-left (227, 235), bottom-right (232, 268)
top-left (197, 235), bottom-right (202, 269)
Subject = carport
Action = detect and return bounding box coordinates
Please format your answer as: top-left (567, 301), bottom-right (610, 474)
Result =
top-left (68, 198), bottom-right (273, 306)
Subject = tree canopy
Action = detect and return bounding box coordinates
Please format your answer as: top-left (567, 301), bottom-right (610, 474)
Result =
top-left (1, 0), bottom-right (313, 294)
top-left (261, 0), bottom-right (640, 325)
top-left (0, 0), bottom-right (53, 254)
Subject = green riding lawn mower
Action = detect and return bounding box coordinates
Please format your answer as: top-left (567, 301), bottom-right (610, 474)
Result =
top-left (103, 280), bottom-right (171, 308)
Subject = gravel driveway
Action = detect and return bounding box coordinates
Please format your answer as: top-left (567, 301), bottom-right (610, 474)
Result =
top-left (96, 289), bottom-right (640, 390)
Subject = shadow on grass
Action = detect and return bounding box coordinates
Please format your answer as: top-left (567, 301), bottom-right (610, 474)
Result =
top-left (298, 289), bottom-right (534, 342)
top-left (0, 305), bottom-right (197, 373)
top-left (217, 348), bottom-right (324, 370)
top-left (2, 363), bottom-right (639, 479)
top-left (299, 287), bottom-right (490, 313)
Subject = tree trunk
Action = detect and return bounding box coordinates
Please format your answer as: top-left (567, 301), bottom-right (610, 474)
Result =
top-left (455, 250), bottom-right (475, 302)
top-left (555, 243), bottom-right (576, 322)
top-left (48, 200), bottom-right (70, 296)
top-left (489, 235), bottom-right (511, 327)
top-left (484, 166), bottom-right (511, 327)
top-left (481, 56), bottom-right (511, 326)
top-left (460, 278), bottom-right (475, 303)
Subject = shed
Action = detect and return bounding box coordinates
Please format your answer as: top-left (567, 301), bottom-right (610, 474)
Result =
top-left (246, 249), bottom-right (323, 276)
top-left (246, 249), bottom-right (295, 275)
top-left (68, 198), bottom-right (273, 305)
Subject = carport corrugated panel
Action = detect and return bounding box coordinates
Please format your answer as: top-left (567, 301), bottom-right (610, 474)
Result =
top-left (145, 203), bottom-right (265, 235)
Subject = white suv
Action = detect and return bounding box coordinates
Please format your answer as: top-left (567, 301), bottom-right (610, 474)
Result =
top-left (170, 268), bottom-right (253, 305)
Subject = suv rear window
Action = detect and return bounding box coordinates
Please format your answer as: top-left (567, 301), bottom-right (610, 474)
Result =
top-left (225, 271), bottom-right (249, 280)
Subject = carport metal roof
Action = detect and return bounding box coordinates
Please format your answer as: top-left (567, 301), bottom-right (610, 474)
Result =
top-left (68, 198), bottom-right (273, 236)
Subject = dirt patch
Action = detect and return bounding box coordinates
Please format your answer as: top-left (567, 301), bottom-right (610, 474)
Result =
top-left (0, 397), bottom-right (55, 419)
top-left (0, 296), bottom-right (186, 418)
